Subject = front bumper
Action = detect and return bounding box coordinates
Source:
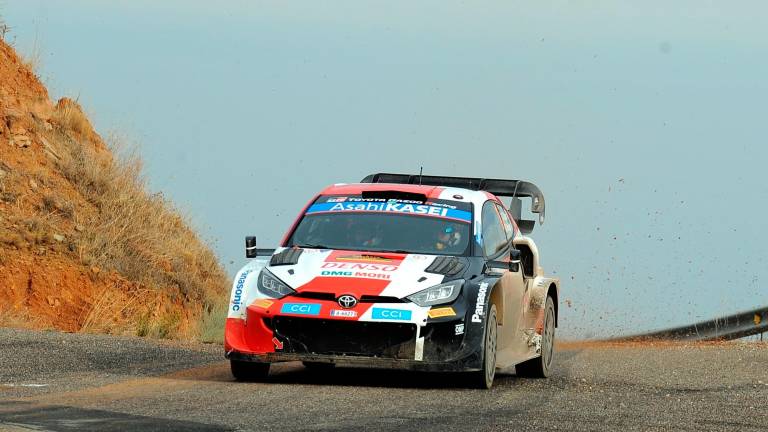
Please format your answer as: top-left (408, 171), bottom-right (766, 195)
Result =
top-left (224, 304), bottom-right (485, 372)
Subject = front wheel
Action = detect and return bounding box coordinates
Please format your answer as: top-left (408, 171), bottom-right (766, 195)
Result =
top-left (230, 360), bottom-right (270, 381)
top-left (516, 295), bottom-right (555, 378)
top-left (468, 303), bottom-right (498, 389)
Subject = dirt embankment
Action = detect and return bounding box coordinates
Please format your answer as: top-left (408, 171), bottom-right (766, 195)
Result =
top-left (0, 40), bottom-right (228, 339)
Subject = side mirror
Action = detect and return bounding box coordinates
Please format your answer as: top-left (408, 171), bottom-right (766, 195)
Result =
top-left (509, 249), bottom-right (521, 272)
top-left (484, 248), bottom-right (523, 274)
top-left (245, 236), bottom-right (258, 258)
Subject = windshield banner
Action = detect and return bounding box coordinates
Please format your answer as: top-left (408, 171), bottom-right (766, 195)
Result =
top-left (306, 200), bottom-right (472, 222)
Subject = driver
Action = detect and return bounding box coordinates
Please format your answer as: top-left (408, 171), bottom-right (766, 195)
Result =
top-left (349, 221), bottom-right (383, 248)
top-left (435, 223), bottom-right (462, 251)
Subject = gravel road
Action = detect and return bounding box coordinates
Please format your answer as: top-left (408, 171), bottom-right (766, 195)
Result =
top-left (0, 328), bottom-right (766, 431)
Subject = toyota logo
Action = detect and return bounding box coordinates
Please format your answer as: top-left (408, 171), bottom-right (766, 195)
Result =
top-left (337, 295), bottom-right (358, 309)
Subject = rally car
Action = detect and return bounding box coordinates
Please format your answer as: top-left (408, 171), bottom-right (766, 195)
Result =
top-left (225, 173), bottom-right (560, 388)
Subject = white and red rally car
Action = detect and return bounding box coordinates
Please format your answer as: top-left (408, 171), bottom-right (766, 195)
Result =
top-left (225, 173), bottom-right (560, 388)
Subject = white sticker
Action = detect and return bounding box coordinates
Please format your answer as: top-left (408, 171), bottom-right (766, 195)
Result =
top-left (471, 282), bottom-right (489, 323)
top-left (330, 310), bottom-right (357, 318)
top-left (455, 323), bottom-right (465, 335)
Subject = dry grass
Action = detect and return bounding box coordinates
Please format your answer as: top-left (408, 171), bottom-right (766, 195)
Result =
top-left (138, 310), bottom-right (183, 339)
top-left (50, 102), bottom-right (228, 339)
top-left (199, 299), bottom-right (228, 343)
top-left (79, 287), bottom-right (143, 334)
top-left (79, 285), bottom-right (182, 338)
top-left (0, 308), bottom-right (40, 329)
top-left (19, 35), bottom-right (43, 73)
top-left (52, 98), bottom-right (91, 137)
top-left (41, 192), bottom-right (74, 218)
top-left (0, 162), bottom-right (17, 204)
top-left (0, 16), bottom-right (9, 42)
top-left (19, 215), bottom-right (52, 245)
top-left (0, 228), bottom-right (26, 250)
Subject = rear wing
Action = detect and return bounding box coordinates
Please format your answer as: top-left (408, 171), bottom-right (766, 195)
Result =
top-left (360, 173), bottom-right (545, 234)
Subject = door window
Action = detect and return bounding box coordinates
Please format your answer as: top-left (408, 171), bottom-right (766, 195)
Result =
top-left (481, 201), bottom-right (509, 257)
top-left (496, 204), bottom-right (516, 240)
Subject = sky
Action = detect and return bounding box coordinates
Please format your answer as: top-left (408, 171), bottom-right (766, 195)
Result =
top-left (4, 1), bottom-right (767, 338)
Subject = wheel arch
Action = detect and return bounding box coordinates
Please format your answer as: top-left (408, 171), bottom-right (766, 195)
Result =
top-left (489, 282), bottom-right (505, 325)
top-left (547, 282), bottom-right (559, 327)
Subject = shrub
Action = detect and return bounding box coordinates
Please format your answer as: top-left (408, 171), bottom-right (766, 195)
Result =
top-left (52, 98), bottom-right (92, 138)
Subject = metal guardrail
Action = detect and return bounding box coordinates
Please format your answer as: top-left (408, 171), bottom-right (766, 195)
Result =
top-left (621, 306), bottom-right (768, 341)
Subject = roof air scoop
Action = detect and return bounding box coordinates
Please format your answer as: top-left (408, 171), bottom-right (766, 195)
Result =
top-left (361, 190), bottom-right (427, 203)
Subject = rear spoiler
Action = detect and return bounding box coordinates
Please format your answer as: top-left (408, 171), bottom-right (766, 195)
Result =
top-left (360, 173), bottom-right (545, 233)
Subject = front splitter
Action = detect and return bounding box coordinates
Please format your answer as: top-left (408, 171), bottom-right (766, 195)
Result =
top-left (226, 351), bottom-right (481, 373)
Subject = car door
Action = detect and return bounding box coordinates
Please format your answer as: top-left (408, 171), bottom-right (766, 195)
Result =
top-left (480, 201), bottom-right (527, 368)
top-left (496, 204), bottom-right (536, 360)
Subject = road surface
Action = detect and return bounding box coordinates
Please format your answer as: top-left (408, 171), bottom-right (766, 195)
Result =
top-left (0, 328), bottom-right (765, 431)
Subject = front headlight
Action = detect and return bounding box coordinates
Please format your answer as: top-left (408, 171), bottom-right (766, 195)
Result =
top-left (407, 279), bottom-right (464, 307)
top-left (258, 268), bottom-right (295, 298)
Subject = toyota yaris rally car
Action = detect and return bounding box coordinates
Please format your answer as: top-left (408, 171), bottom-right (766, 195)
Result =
top-left (225, 173), bottom-right (560, 388)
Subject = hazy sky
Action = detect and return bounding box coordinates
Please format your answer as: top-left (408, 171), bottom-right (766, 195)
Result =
top-left (5, 1), bottom-right (767, 338)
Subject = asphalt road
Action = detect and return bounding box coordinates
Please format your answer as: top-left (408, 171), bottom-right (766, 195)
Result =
top-left (0, 328), bottom-right (766, 432)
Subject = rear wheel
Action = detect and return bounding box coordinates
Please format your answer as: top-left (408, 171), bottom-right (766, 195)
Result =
top-left (468, 304), bottom-right (498, 389)
top-left (516, 296), bottom-right (555, 378)
top-left (230, 360), bottom-right (270, 381)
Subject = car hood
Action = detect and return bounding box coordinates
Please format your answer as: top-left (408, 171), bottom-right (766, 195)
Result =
top-left (266, 248), bottom-right (467, 300)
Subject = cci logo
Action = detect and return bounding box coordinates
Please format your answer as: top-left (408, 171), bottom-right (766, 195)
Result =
top-left (371, 308), bottom-right (412, 321)
top-left (280, 303), bottom-right (321, 316)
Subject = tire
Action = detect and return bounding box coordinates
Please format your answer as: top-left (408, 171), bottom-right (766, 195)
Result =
top-left (468, 303), bottom-right (498, 389)
top-left (230, 360), bottom-right (270, 382)
top-left (516, 296), bottom-right (555, 378)
top-left (302, 361), bottom-right (335, 371)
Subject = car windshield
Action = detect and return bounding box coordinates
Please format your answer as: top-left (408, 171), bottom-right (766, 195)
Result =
top-left (288, 196), bottom-right (472, 256)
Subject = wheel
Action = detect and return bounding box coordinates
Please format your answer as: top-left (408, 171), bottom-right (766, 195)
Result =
top-left (230, 360), bottom-right (270, 381)
top-left (302, 361), bottom-right (335, 371)
top-left (468, 303), bottom-right (498, 389)
top-left (516, 296), bottom-right (555, 378)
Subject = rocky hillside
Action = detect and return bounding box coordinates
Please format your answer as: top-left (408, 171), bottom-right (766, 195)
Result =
top-left (0, 40), bottom-right (229, 339)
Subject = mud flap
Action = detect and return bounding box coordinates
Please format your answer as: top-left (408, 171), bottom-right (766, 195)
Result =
top-left (415, 326), bottom-right (425, 361)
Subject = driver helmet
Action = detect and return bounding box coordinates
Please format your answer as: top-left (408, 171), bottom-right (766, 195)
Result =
top-left (436, 224), bottom-right (462, 250)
